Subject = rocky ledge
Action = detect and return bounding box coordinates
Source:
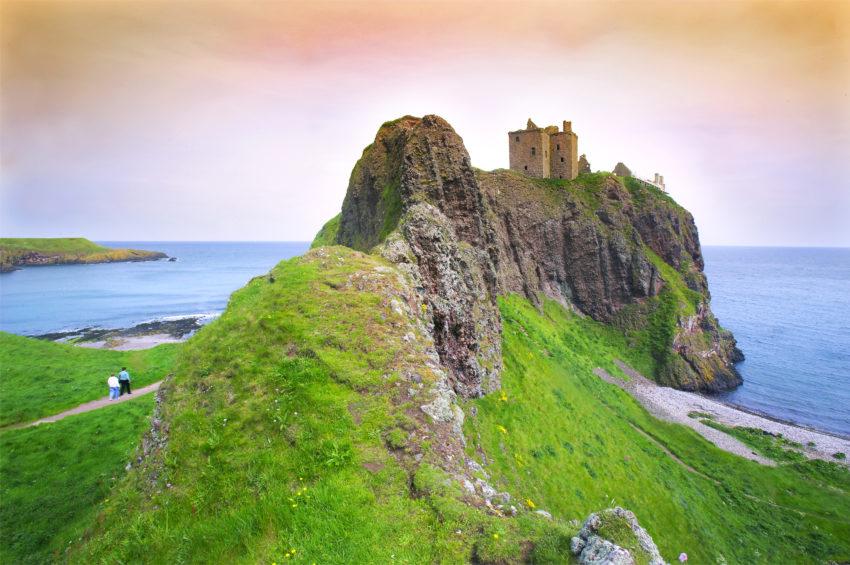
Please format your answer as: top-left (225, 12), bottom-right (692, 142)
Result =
top-left (325, 114), bottom-right (741, 393)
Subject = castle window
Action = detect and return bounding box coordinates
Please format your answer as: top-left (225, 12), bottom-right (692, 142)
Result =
top-left (560, 157), bottom-right (564, 162)
top-left (531, 147), bottom-right (536, 156)
top-left (524, 165), bottom-right (528, 170)
top-left (515, 136), bottom-right (519, 142)
top-left (557, 144), bottom-right (560, 150)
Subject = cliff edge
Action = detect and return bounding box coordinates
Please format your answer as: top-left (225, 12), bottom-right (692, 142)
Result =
top-left (326, 115), bottom-right (741, 392)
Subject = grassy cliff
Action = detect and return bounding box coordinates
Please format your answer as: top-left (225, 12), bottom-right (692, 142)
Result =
top-left (63, 249), bottom-right (850, 563)
top-left (0, 238), bottom-right (166, 271)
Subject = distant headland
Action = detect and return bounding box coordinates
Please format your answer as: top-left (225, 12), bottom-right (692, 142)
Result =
top-left (0, 238), bottom-right (167, 273)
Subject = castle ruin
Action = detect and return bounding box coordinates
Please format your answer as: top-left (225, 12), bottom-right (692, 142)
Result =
top-left (509, 118), bottom-right (667, 191)
top-left (509, 119), bottom-right (578, 180)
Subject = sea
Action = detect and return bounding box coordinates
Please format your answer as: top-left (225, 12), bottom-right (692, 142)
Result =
top-left (0, 242), bottom-right (309, 337)
top-left (1, 243), bottom-right (847, 436)
top-left (704, 247), bottom-right (850, 437)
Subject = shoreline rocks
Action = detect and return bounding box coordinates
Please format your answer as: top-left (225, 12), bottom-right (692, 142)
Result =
top-left (34, 314), bottom-right (212, 344)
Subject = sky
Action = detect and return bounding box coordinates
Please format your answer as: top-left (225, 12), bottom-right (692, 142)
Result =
top-left (1, 0), bottom-right (849, 246)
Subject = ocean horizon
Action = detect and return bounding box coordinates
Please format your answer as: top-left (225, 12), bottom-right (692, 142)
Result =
top-left (1, 242), bottom-right (847, 436)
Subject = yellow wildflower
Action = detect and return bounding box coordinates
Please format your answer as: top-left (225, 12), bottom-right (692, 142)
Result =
top-left (499, 390), bottom-right (508, 402)
top-left (525, 498), bottom-right (536, 509)
top-left (496, 425), bottom-right (508, 435)
top-left (493, 533), bottom-right (499, 540)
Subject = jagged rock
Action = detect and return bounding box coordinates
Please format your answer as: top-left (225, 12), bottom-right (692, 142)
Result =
top-left (578, 154), bottom-right (591, 174)
top-left (338, 115), bottom-right (501, 398)
top-left (571, 507), bottom-right (666, 565)
top-left (613, 162), bottom-right (632, 177)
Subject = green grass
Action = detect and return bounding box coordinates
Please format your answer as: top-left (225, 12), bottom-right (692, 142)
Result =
top-left (644, 248), bottom-right (701, 317)
top-left (0, 397), bottom-right (156, 564)
top-left (0, 237), bottom-right (164, 270)
top-left (700, 420), bottom-right (808, 464)
top-left (67, 248), bottom-right (572, 563)
top-left (309, 213), bottom-right (340, 249)
top-left (0, 237), bottom-right (108, 255)
top-left (465, 295), bottom-right (850, 563)
top-left (0, 332), bottom-right (178, 427)
top-left (27, 249), bottom-right (850, 563)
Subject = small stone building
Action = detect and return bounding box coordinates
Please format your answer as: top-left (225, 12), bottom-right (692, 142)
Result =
top-left (509, 119), bottom-right (578, 180)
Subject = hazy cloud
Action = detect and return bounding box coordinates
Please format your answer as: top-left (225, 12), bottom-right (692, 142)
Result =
top-left (2, 0), bottom-right (848, 245)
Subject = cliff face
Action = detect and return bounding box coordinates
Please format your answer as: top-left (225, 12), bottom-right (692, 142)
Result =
top-left (334, 115), bottom-right (741, 392)
top-left (338, 115), bottom-right (502, 398)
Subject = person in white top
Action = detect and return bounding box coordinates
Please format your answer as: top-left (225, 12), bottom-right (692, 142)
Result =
top-left (108, 374), bottom-right (120, 400)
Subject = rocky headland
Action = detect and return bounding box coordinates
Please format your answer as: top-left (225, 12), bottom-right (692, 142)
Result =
top-left (66, 115), bottom-right (850, 564)
top-left (0, 238), bottom-right (167, 272)
top-left (328, 114), bottom-right (741, 393)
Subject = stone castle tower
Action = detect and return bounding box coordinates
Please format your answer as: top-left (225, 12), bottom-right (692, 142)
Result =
top-left (508, 119), bottom-right (578, 180)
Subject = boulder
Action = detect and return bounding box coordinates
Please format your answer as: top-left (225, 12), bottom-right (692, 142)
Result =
top-left (570, 507), bottom-right (666, 565)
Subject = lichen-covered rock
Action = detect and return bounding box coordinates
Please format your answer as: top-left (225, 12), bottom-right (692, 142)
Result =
top-left (338, 115), bottom-right (501, 398)
top-left (571, 507), bottom-right (667, 565)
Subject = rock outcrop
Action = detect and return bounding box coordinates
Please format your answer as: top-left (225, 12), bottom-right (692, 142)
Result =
top-left (571, 507), bottom-right (666, 565)
top-left (478, 169), bottom-right (742, 391)
top-left (338, 115), bottom-right (501, 398)
top-left (332, 115), bottom-right (741, 392)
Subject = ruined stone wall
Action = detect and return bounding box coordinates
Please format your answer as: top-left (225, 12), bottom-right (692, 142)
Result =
top-left (508, 129), bottom-right (549, 178)
top-left (549, 131), bottom-right (578, 180)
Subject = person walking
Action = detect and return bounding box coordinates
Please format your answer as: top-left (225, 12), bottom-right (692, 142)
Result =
top-left (118, 367), bottom-right (132, 396)
top-left (108, 374), bottom-right (120, 400)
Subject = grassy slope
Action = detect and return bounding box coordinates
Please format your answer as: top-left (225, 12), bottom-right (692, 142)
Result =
top-left (466, 296), bottom-right (850, 563)
top-left (66, 249), bottom-right (850, 563)
top-left (0, 332), bottom-right (177, 427)
top-left (69, 249), bottom-right (571, 564)
top-left (0, 237), bottom-right (164, 269)
top-left (309, 213), bottom-right (340, 249)
top-left (0, 397), bottom-right (156, 564)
